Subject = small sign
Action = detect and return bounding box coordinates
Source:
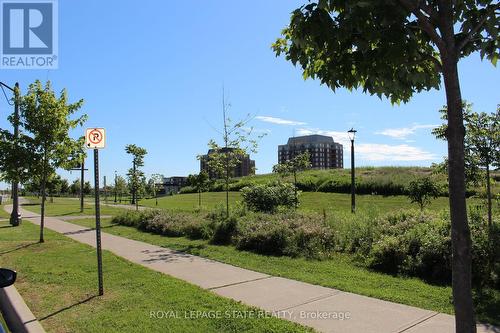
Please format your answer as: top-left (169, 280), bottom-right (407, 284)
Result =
top-left (85, 128), bottom-right (105, 149)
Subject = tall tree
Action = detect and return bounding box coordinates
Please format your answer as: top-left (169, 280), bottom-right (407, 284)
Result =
top-left (273, 1), bottom-right (499, 331)
top-left (433, 103), bottom-right (500, 229)
top-left (187, 171), bottom-right (210, 207)
top-left (0, 84), bottom-right (32, 225)
top-left (273, 151), bottom-right (312, 207)
top-left (125, 144), bottom-right (147, 211)
top-left (70, 179), bottom-right (81, 196)
top-left (114, 175), bottom-right (128, 203)
top-left (200, 93), bottom-right (263, 217)
top-left (20, 80), bottom-right (86, 242)
top-left (148, 173), bottom-right (164, 206)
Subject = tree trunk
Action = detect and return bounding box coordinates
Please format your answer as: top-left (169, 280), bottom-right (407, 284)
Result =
top-left (226, 158), bottom-right (230, 218)
top-left (131, 161), bottom-right (136, 205)
top-left (39, 170), bottom-right (47, 243)
top-left (486, 158), bottom-right (492, 236)
top-left (199, 190), bottom-right (202, 207)
top-left (442, 55), bottom-right (475, 333)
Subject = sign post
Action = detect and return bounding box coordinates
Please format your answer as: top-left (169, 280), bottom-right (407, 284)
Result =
top-left (85, 128), bottom-right (106, 296)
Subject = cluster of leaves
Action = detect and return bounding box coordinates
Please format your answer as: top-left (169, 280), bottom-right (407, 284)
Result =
top-left (241, 181), bottom-right (298, 213)
top-left (0, 81), bottom-right (86, 188)
top-left (407, 177), bottom-right (441, 210)
top-left (432, 102), bottom-right (500, 186)
top-left (125, 144), bottom-right (148, 204)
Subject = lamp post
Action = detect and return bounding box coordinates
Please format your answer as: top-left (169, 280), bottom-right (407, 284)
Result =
top-left (1, 81), bottom-right (20, 226)
top-left (114, 171), bottom-right (117, 203)
top-left (347, 128), bottom-right (357, 213)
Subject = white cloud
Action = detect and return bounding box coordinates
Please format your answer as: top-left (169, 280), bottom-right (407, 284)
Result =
top-left (296, 127), bottom-right (435, 162)
top-left (296, 128), bottom-right (350, 146)
top-left (356, 143), bottom-right (436, 161)
top-left (256, 116), bottom-right (306, 126)
top-left (375, 124), bottom-right (437, 139)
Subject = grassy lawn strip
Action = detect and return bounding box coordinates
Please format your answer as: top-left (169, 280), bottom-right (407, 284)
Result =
top-left (139, 191), bottom-right (488, 215)
top-left (0, 220), bottom-right (311, 333)
top-left (0, 205), bottom-right (11, 219)
top-left (63, 217), bottom-right (494, 326)
top-left (22, 197), bottom-right (126, 217)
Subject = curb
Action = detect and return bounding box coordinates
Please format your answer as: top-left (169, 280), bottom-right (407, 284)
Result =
top-left (0, 285), bottom-right (45, 333)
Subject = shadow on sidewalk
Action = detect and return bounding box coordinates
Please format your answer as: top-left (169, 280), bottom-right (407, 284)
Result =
top-left (38, 295), bottom-right (97, 321)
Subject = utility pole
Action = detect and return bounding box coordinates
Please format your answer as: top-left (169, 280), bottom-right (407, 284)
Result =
top-left (1, 81), bottom-right (20, 226)
top-left (70, 157), bottom-right (87, 213)
top-left (10, 83), bottom-right (20, 226)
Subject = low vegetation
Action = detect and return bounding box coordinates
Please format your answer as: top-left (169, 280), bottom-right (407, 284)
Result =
top-left (0, 220), bottom-right (311, 333)
top-left (181, 167), bottom-right (454, 196)
top-left (112, 205), bottom-right (500, 288)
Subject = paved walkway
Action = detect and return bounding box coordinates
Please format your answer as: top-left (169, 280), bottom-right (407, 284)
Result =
top-left (4, 205), bottom-right (498, 333)
top-left (56, 215), bottom-right (112, 221)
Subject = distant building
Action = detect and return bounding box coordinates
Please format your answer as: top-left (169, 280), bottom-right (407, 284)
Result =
top-left (278, 135), bottom-right (343, 169)
top-left (162, 176), bottom-right (188, 194)
top-left (200, 147), bottom-right (255, 179)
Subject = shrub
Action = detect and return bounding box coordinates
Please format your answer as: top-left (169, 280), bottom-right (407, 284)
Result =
top-left (406, 177), bottom-right (440, 210)
top-left (113, 210), bottom-right (210, 240)
top-left (236, 212), bottom-right (334, 258)
top-left (241, 181), bottom-right (297, 213)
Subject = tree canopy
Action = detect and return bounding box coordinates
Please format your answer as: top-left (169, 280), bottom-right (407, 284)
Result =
top-left (273, 0), bottom-right (499, 104)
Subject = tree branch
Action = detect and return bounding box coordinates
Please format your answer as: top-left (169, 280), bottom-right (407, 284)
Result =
top-left (456, 4), bottom-right (500, 53)
top-left (397, 0), bottom-right (447, 53)
top-left (417, 0), bottom-right (439, 25)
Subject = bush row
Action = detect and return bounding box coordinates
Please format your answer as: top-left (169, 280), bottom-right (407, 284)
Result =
top-left (112, 207), bottom-right (500, 287)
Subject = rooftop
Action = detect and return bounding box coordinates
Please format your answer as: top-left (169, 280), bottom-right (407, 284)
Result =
top-left (286, 134), bottom-right (336, 145)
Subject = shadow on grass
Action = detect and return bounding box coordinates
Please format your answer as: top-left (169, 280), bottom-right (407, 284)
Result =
top-left (0, 242), bottom-right (38, 256)
top-left (474, 288), bottom-right (500, 328)
top-left (38, 295), bottom-right (97, 321)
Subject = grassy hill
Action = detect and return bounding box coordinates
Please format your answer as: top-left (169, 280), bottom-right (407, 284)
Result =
top-left (181, 166), bottom-right (482, 196)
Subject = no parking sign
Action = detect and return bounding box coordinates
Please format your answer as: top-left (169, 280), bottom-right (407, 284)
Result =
top-left (85, 128), bottom-right (106, 149)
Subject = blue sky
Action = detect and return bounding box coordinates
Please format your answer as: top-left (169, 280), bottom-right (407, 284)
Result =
top-left (0, 0), bottom-right (499, 187)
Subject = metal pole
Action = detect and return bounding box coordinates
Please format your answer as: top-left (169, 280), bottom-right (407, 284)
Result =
top-left (114, 171), bottom-right (117, 203)
top-left (350, 139), bottom-right (355, 213)
top-left (93, 149), bottom-right (104, 296)
top-left (80, 159), bottom-right (84, 213)
top-left (9, 83), bottom-right (20, 226)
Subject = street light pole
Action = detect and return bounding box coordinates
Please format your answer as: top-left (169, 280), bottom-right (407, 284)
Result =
top-left (348, 128), bottom-right (357, 214)
top-left (1, 81), bottom-right (21, 226)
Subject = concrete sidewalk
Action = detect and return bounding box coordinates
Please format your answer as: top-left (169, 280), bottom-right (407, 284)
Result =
top-left (5, 205), bottom-right (498, 333)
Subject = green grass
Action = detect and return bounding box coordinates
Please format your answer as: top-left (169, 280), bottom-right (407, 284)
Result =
top-left (0, 312), bottom-right (9, 333)
top-left (0, 205), bottom-right (11, 219)
top-left (0, 220), bottom-right (311, 333)
top-left (22, 197), bottom-right (127, 217)
top-left (140, 191), bottom-right (491, 215)
top-left (66, 218), bottom-right (500, 326)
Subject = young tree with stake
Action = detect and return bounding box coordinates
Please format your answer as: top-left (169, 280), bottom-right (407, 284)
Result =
top-left (20, 80), bottom-right (86, 243)
top-left (125, 144), bottom-right (147, 211)
top-left (273, 151), bottom-right (311, 208)
top-left (200, 93), bottom-right (264, 217)
top-left (273, 1), bottom-right (499, 331)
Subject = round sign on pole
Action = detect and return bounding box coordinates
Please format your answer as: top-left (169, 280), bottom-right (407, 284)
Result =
top-left (85, 128), bottom-right (106, 149)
